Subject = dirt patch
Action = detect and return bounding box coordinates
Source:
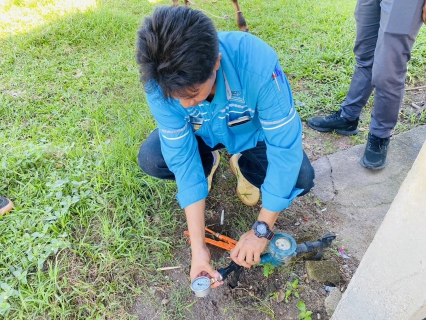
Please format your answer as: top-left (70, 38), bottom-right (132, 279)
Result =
top-left (132, 87), bottom-right (425, 320)
top-left (132, 152), bottom-right (358, 320)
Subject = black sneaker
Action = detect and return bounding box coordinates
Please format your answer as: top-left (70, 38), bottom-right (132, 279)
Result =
top-left (307, 110), bottom-right (359, 135)
top-left (360, 133), bottom-right (390, 170)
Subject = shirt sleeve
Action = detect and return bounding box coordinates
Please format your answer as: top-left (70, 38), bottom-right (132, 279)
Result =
top-left (256, 63), bottom-right (304, 212)
top-left (146, 91), bottom-right (208, 209)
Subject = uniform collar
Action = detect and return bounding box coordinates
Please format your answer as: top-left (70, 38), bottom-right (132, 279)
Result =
top-left (212, 51), bottom-right (242, 105)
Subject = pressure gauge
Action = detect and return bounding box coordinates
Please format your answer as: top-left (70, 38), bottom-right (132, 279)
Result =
top-left (275, 237), bottom-right (292, 251)
top-left (190, 276), bottom-right (213, 297)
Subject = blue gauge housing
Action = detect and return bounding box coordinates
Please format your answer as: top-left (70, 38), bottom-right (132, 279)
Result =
top-left (260, 232), bottom-right (297, 267)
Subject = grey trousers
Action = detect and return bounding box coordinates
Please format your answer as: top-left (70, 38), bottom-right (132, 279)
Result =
top-left (340, 0), bottom-right (425, 138)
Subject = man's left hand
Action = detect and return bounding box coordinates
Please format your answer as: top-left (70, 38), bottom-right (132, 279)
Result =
top-left (230, 230), bottom-right (268, 268)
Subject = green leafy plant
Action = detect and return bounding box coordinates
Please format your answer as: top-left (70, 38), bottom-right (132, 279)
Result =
top-left (285, 278), bottom-right (300, 303)
top-left (297, 300), bottom-right (313, 320)
top-left (269, 291), bottom-right (279, 300)
top-left (262, 263), bottom-right (275, 277)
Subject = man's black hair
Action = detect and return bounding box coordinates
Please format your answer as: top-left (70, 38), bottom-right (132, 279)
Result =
top-left (136, 6), bottom-right (219, 99)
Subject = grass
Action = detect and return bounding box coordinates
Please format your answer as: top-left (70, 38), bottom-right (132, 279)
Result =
top-left (1, 0), bottom-right (425, 318)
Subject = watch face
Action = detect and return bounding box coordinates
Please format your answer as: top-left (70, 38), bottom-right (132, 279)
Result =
top-left (256, 223), bottom-right (267, 234)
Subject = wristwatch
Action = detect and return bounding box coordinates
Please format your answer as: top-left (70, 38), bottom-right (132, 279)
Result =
top-left (252, 221), bottom-right (274, 240)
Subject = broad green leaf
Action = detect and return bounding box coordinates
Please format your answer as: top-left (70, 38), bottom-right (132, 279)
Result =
top-left (297, 300), bottom-right (306, 311)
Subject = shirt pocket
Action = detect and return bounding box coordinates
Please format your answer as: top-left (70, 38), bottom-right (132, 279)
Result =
top-left (228, 116), bottom-right (261, 135)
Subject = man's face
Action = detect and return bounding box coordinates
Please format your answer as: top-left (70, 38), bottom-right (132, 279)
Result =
top-left (172, 54), bottom-right (222, 109)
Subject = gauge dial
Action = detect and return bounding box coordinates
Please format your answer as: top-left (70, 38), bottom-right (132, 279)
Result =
top-left (275, 238), bottom-right (291, 251)
top-left (191, 276), bottom-right (212, 297)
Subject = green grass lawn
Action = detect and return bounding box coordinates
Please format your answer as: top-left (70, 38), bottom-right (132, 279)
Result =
top-left (1, 0), bottom-right (425, 318)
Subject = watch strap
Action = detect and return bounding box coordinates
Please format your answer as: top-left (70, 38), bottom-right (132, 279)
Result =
top-left (265, 229), bottom-right (275, 241)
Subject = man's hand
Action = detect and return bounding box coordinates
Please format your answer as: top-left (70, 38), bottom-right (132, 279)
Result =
top-left (230, 207), bottom-right (279, 268)
top-left (230, 230), bottom-right (268, 268)
top-left (423, 1), bottom-right (426, 24)
top-left (185, 199), bottom-right (223, 288)
top-left (190, 245), bottom-right (223, 288)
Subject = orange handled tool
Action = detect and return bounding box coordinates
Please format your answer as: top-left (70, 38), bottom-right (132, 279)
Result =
top-left (184, 227), bottom-right (237, 251)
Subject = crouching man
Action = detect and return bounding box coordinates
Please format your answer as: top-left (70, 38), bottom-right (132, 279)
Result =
top-left (135, 6), bottom-right (315, 288)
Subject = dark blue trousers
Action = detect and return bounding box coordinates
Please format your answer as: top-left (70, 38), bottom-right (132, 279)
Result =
top-left (340, 0), bottom-right (424, 138)
top-left (138, 129), bottom-right (315, 197)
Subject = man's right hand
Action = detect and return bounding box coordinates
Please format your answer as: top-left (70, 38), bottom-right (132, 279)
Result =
top-left (184, 199), bottom-right (223, 288)
top-left (190, 245), bottom-right (223, 289)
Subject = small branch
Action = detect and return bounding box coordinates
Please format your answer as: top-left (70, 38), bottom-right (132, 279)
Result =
top-left (411, 103), bottom-right (422, 110)
top-left (157, 266), bottom-right (182, 271)
top-left (405, 85), bottom-right (426, 91)
top-left (415, 106), bottom-right (426, 116)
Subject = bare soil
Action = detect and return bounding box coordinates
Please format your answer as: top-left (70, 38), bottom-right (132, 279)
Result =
top-left (131, 87), bottom-right (425, 320)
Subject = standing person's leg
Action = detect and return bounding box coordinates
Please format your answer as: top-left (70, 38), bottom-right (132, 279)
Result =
top-left (234, 141), bottom-right (315, 199)
top-left (340, 0), bottom-right (382, 120)
top-left (307, 0), bottom-right (381, 135)
top-left (361, 0), bottom-right (425, 169)
top-left (370, 0), bottom-right (425, 138)
top-left (138, 129), bottom-right (223, 189)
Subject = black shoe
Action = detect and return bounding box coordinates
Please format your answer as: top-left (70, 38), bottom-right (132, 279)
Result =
top-left (307, 110), bottom-right (359, 135)
top-left (360, 133), bottom-right (390, 170)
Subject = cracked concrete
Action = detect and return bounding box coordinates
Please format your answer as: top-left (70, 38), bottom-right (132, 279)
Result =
top-left (311, 125), bottom-right (426, 261)
top-left (331, 136), bottom-right (426, 320)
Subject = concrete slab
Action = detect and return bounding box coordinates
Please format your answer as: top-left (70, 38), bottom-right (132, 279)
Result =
top-left (311, 125), bottom-right (426, 261)
top-left (331, 139), bottom-right (426, 320)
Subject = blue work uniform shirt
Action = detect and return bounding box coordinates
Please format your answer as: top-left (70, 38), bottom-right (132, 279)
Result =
top-left (146, 31), bottom-right (303, 212)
